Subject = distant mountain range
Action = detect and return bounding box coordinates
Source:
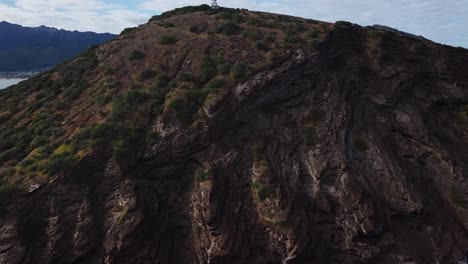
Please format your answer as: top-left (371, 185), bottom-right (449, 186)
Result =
top-left (0, 21), bottom-right (116, 72)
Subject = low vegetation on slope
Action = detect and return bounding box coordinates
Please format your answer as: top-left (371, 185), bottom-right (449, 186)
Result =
top-left (0, 6), bottom-right (331, 193)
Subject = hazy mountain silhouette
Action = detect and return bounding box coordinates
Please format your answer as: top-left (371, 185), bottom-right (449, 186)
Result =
top-left (0, 21), bottom-right (115, 71)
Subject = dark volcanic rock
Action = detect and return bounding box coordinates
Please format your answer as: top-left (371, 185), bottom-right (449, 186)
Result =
top-left (0, 9), bottom-right (467, 264)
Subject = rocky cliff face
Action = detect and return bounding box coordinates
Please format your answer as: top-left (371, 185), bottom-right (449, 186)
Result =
top-left (0, 6), bottom-right (467, 264)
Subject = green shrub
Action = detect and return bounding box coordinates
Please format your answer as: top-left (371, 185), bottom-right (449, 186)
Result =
top-left (243, 30), bottom-right (265, 41)
top-left (284, 32), bottom-right (304, 44)
top-left (129, 50), bottom-right (145, 60)
top-left (450, 187), bottom-right (468, 208)
top-left (169, 89), bottom-right (209, 124)
top-left (18, 158), bottom-right (34, 168)
top-left (307, 30), bottom-right (320, 39)
top-left (38, 154), bottom-right (76, 175)
top-left (190, 25), bottom-right (199, 33)
top-left (206, 79), bottom-right (227, 91)
top-left (217, 21), bottom-right (241, 35)
top-left (113, 140), bottom-right (131, 160)
top-left (178, 72), bottom-right (197, 82)
top-left (75, 123), bottom-right (143, 157)
top-left (200, 56), bottom-right (218, 83)
top-left (218, 61), bottom-right (232, 75)
top-left (294, 22), bottom-right (306, 33)
top-left (153, 75), bottom-right (171, 89)
top-left (453, 105), bottom-right (468, 124)
top-left (139, 69), bottom-right (158, 81)
top-left (232, 63), bottom-right (248, 80)
top-left (57, 47), bottom-right (98, 99)
top-left (247, 18), bottom-right (274, 28)
top-left (111, 90), bottom-right (148, 119)
top-left (195, 168), bottom-right (209, 182)
top-left (257, 185), bottom-right (274, 201)
top-left (159, 35), bottom-right (178, 45)
top-left (159, 22), bottom-right (175, 28)
top-left (190, 23), bottom-right (208, 34)
top-left (268, 48), bottom-right (290, 63)
top-left (53, 144), bottom-right (74, 156)
top-left (255, 41), bottom-right (269, 51)
top-left (252, 180), bottom-right (262, 190)
top-left (148, 78), bottom-right (172, 115)
top-left (149, 5), bottom-right (211, 21)
top-left (367, 29), bottom-right (383, 39)
top-left (121, 27), bottom-right (138, 35)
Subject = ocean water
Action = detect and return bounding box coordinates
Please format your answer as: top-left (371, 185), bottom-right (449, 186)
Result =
top-left (0, 78), bottom-right (25, 89)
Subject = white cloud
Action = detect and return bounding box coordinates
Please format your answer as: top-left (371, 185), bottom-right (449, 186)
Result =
top-left (0, 0), bottom-right (149, 33)
top-left (0, 0), bottom-right (467, 47)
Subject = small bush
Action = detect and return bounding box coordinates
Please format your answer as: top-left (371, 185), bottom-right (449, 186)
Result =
top-left (38, 154), bottom-right (76, 175)
top-left (217, 9), bottom-right (246, 24)
top-left (150, 5), bottom-right (211, 21)
top-left (257, 185), bottom-right (274, 201)
top-left (243, 30), bottom-right (265, 41)
top-left (195, 168), bottom-right (209, 182)
top-left (307, 30), bottom-right (320, 39)
top-left (453, 105), bottom-right (468, 124)
top-left (159, 35), bottom-right (178, 45)
top-left (247, 18), bottom-right (274, 28)
top-left (139, 69), bottom-right (158, 81)
top-left (53, 144), bottom-right (74, 156)
top-left (255, 41), bottom-right (270, 51)
top-left (268, 48), bottom-right (291, 63)
top-left (294, 22), bottom-right (306, 33)
top-left (190, 25), bottom-right (199, 33)
top-left (252, 180), bottom-right (262, 190)
top-left (153, 75), bottom-right (171, 89)
top-left (129, 50), bottom-right (145, 60)
top-left (190, 24), bottom-right (206, 34)
top-left (450, 187), bottom-right (468, 208)
top-left (159, 22), bottom-right (175, 28)
top-left (178, 72), bottom-right (197, 82)
top-left (217, 21), bottom-right (241, 35)
top-left (121, 27), bottom-right (138, 35)
top-left (232, 63), bottom-right (248, 81)
top-left (113, 140), bottom-right (131, 161)
top-left (200, 57), bottom-right (218, 83)
top-left (284, 32), bottom-right (304, 44)
top-left (111, 90), bottom-right (148, 119)
top-left (206, 79), bottom-right (227, 91)
top-left (217, 60), bottom-right (232, 75)
top-left (169, 89), bottom-right (209, 125)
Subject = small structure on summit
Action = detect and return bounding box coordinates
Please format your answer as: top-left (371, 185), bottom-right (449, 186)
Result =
top-left (211, 0), bottom-right (220, 9)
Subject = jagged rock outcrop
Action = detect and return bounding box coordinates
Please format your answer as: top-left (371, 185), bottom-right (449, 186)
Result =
top-left (0, 7), bottom-right (467, 264)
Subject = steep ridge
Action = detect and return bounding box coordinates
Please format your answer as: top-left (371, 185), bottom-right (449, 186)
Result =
top-left (0, 5), bottom-right (468, 264)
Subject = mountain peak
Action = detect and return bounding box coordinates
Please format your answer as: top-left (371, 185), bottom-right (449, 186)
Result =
top-left (0, 6), bottom-right (467, 264)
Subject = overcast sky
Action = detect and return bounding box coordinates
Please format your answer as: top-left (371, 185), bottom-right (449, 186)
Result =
top-left (0, 0), bottom-right (467, 48)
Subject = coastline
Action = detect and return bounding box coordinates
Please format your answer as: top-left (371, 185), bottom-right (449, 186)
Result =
top-left (0, 67), bottom-right (50, 79)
